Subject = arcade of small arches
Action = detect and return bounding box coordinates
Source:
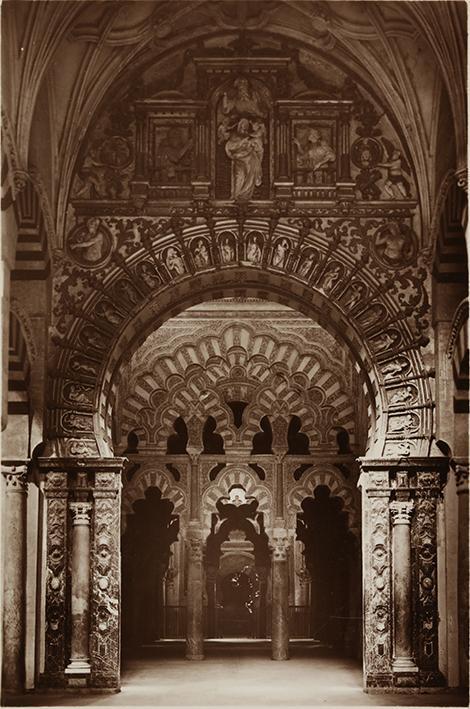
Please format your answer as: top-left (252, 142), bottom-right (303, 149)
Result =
top-left (1, 1), bottom-right (468, 703)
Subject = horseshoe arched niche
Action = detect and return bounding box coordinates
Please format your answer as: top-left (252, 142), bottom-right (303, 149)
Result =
top-left (116, 317), bottom-right (366, 456)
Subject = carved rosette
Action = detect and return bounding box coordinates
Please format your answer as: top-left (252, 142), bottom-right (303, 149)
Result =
top-left (455, 463), bottom-right (469, 494)
top-left (411, 471), bottom-right (443, 686)
top-left (43, 472), bottom-right (69, 685)
top-left (90, 472), bottom-right (121, 689)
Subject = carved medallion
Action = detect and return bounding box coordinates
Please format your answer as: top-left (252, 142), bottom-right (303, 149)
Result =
top-left (66, 218), bottom-right (113, 269)
top-left (371, 221), bottom-right (416, 269)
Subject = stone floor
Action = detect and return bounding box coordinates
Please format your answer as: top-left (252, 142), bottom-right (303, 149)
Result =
top-left (5, 642), bottom-right (468, 708)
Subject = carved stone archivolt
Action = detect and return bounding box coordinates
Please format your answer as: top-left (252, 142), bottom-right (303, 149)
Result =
top-left (49, 210), bottom-right (432, 459)
top-left (47, 44), bottom-right (433, 461)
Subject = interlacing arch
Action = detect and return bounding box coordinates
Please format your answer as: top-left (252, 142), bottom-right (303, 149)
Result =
top-left (50, 217), bottom-right (432, 459)
top-left (287, 464), bottom-right (360, 536)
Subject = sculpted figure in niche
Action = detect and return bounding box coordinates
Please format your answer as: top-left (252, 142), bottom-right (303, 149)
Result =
top-left (382, 358), bottom-right (408, 380)
top-left (137, 262), bottom-right (161, 289)
top-left (154, 127), bottom-right (193, 184)
top-left (218, 77), bottom-right (269, 202)
top-left (193, 239), bottom-right (210, 268)
top-left (70, 355), bottom-right (97, 377)
top-left (343, 282), bottom-right (366, 310)
top-left (246, 234), bottom-right (262, 264)
top-left (294, 128), bottom-right (335, 177)
top-left (220, 234), bottom-right (235, 263)
top-left (95, 300), bottom-right (122, 326)
top-left (298, 250), bottom-right (316, 279)
top-left (321, 263), bottom-right (342, 292)
top-left (222, 77), bottom-right (265, 118)
top-left (165, 247), bottom-right (186, 276)
top-left (68, 217), bottom-right (109, 265)
top-left (272, 239), bottom-right (289, 268)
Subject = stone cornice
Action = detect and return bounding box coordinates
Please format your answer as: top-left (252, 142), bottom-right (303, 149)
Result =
top-left (37, 457), bottom-right (127, 473)
top-left (357, 457), bottom-right (449, 472)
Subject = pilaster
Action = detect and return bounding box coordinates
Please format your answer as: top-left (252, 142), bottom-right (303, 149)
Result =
top-left (359, 457), bottom-right (447, 691)
top-left (38, 457), bottom-right (125, 690)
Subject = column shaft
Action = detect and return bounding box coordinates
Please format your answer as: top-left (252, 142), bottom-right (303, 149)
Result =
top-left (65, 502), bottom-right (92, 680)
top-left (456, 465), bottom-right (469, 687)
top-left (2, 467), bottom-right (28, 692)
top-left (390, 501), bottom-right (417, 675)
top-left (186, 536), bottom-right (204, 660)
top-left (271, 532), bottom-right (289, 661)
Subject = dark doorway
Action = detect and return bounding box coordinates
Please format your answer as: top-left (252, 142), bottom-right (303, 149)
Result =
top-left (296, 485), bottom-right (361, 655)
top-left (122, 486), bottom-right (180, 652)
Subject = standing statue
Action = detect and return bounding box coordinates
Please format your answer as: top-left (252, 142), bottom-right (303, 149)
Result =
top-left (218, 76), bottom-right (270, 202)
top-left (224, 118), bottom-right (265, 202)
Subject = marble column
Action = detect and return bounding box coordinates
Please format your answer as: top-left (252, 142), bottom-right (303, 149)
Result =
top-left (1, 465), bottom-right (28, 692)
top-left (271, 530), bottom-right (289, 661)
top-left (390, 500), bottom-right (418, 675)
top-left (186, 528), bottom-right (204, 660)
top-left (455, 463), bottom-right (469, 687)
top-left (65, 501), bottom-right (92, 681)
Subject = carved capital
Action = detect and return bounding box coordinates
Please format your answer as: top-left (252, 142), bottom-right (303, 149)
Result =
top-left (69, 501), bottom-right (92, 525)
top-left (455, 167), bottom-right (468, 193)
top-left (455, 463), bottom-right (469, 494)
top-left (187, 536), bottom-right (204, 562)
top-left (2, 464), bottom-right (28, 493)
top-left (271, 527), bottom-right (290, 561)
top-left (390, 500), bottom-right (414, 525)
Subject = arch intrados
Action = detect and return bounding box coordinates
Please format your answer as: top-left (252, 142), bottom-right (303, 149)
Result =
top-left (97, 269), bottom-right (382, 455)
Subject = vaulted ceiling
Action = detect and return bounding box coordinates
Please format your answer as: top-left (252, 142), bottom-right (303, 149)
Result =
top-left (2, 0), bottom-right (466, 250)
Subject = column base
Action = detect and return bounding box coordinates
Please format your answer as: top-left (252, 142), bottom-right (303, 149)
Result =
top-left (65, 659), bottom-right (91, 674)
top-left (392, 657), bottom-right (419, 673)
top-left (185, 654), bottom-right (205, 661)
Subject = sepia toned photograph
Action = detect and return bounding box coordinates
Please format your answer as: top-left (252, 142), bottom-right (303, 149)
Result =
top-left (1, 1), bottom-right (468, 707)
